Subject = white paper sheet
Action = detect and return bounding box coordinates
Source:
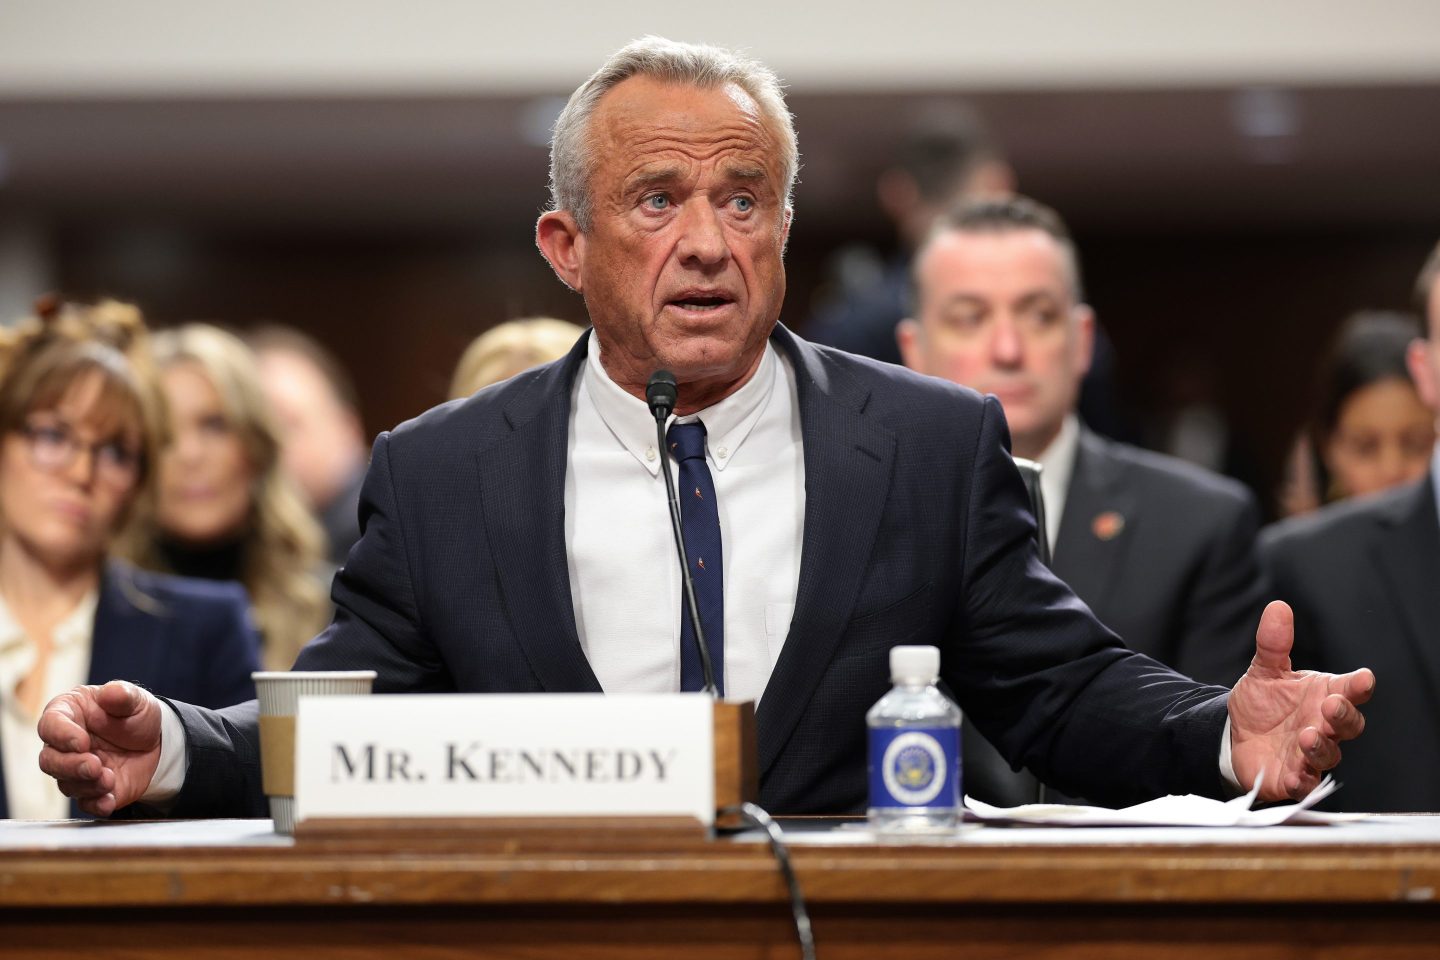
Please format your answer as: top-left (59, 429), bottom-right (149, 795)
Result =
top-left (963, 775), bottom-right (1365, 827)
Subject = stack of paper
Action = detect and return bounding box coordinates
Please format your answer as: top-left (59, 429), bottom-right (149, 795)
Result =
top-left (964, 776), bottom-right (1364, 827)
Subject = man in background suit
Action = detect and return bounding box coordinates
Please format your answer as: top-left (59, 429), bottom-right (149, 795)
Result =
top-left (898, 196), bottom-right (1267, 687)
top-left (1262, 241), bottom-right (1440, 813)
top-left (39, 38), bottom-right (1368, 821)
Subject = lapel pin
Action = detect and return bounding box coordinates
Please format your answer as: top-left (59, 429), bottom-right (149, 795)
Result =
top-left (1092, 511), bottom-right (1125, 541)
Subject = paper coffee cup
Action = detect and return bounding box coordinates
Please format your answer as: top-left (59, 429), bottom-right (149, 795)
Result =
top-left (253, 670), bottom-right (376, 834)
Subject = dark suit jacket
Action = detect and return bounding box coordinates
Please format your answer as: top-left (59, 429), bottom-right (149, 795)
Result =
top-left (1, 563), bottom-right (259, 818)
top-left (962, 428), bottom-right (1266, 805)
top-left (1262, 475), bottom-right (1440, 813)
top-left (1054, 428), bottom-right (1266, 687)
top-left (166, 327), bottom-right (1232, 818)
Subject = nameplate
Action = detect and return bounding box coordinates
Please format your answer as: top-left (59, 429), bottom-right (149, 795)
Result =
top-left (293, 694), bottom-right (716, 826)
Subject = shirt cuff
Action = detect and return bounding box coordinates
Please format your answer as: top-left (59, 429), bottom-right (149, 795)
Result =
top-left (1218, 714), bottom-right (1242, 793)
top-left (139, 700), bottom-right (189, 805)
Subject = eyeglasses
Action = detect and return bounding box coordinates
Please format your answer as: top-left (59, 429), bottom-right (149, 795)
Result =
top-left (16, 418), bottom-right (142, 488)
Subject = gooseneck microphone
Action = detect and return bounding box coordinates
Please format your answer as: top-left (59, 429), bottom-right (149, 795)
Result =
top-left (646, 369), bottom-right (719, 697)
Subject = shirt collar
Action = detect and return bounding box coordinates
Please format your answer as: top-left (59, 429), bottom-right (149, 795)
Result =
top-left (1431, 446), bottom-right (1440, 523)
top-left (583, 331), bottom-right (779, 476)
top-left (1035, 414), bottom-right (1081, 551)
top-left (0, 587), bottom-right (99, 689)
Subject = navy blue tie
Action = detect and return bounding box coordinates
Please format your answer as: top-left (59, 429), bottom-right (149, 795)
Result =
top-left (667, 420), bottom-right (724, 695)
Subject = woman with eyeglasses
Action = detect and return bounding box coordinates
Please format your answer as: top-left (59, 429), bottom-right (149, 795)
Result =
top-left (122, 324), bottom-right (329, 673)
top-left (0, 298), bottom-right (259, 819)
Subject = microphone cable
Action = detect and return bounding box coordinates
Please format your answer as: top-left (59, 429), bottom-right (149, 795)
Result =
top-left (719, 802), bottom-right (816, 960)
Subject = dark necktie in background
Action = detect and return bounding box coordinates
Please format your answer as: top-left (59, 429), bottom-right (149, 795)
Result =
top-left (668, 420), bottom-right (725, 695)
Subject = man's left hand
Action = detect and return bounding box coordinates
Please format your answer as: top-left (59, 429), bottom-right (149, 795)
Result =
top-left (1230, 600), bottom-right (1375, 801)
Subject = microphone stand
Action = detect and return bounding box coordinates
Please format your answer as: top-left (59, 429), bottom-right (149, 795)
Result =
top-left (647, 370), bottom-right (719, 697)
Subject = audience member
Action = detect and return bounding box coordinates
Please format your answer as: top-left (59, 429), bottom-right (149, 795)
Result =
top-left (120, 324), bottom-right (329, 672)
top-left (1262, 242), bottom-right (1440, 812)
top-left (449, 317), bottom-right (586, 399)
top-left (39, 38), bottom-right (1370, 822)
top-left (806, 107), bottom-right (1014, 365)
top-left (1280, 311), bottom-right (1433, 516)
top-left (247, 325), bottom-right (370, 566)
top-left (898, 196), bottom-right (1267, 686)
top-left (0, 298), bottom-right (258, 819)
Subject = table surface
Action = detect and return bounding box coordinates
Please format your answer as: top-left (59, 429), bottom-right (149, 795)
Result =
top-left (4, 814), bottom-right (1440, 909)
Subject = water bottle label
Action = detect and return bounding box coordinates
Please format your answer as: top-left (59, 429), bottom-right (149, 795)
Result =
top-left (868, 726), bottom-right (961, 809)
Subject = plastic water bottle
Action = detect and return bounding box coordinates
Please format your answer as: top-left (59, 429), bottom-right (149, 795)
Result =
top-left (866, 645), bottom-right (962, 831)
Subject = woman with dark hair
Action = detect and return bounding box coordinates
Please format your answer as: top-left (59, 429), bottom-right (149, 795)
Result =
top-left (0, 298), bottom-right (258, 819)
top-left (1308, 311), bottom-right (1435, 505)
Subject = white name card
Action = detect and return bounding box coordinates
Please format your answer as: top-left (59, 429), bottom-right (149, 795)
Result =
top-left (293, 694), bottom-right (716, 826)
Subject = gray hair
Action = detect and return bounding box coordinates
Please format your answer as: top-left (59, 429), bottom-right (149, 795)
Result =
top-left (549, 36), bottom-right (799, 231)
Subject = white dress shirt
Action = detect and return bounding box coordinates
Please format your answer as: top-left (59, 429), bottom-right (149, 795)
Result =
top-left (1035, 414), bottom-right (1080, 557)
top-left (565, 334), bottom-right (805, 703)
top-left (0, 589), bottom-right (97, 819)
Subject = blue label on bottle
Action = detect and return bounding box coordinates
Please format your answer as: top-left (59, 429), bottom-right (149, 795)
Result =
top-left (868, 726), bottom-right (961, 809)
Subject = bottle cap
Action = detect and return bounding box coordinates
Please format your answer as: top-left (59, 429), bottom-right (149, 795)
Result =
top-left (889, 645), bottom-right (940, 684)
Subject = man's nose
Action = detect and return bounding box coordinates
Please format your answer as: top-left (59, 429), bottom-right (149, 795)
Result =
top-left (675, 200), bottom-right (729, 266)
top-left (990, 317), bottom-right (1024, 367)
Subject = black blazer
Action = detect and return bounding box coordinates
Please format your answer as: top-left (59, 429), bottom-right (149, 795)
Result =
top-left (1, 563), bottom-right (259, 818)
top-left (165, 328), bottom-right (1232, 818)
top-left (1054, 428), bottom-right (1267, 686)
top-left (1262, 475), bottom-right (1440, 813)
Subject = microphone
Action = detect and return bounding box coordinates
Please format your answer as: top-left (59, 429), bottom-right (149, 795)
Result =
top-left (646, 369), bottom-right (719, 697)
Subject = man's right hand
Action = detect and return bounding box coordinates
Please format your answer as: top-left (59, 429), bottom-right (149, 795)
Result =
top-left (37, 680), bottom-right (163, 817)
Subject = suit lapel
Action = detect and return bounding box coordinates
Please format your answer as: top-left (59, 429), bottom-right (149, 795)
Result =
top-left (757, 328), bottom-right (897, 776)
top-left (476, 336), bottom-right (602, 693)
top-left (1373, 475), bottom-right (1440, 699)
top-left (87, 566), bottom-right (164, 689)
top-left (1051, 428), bottom-right (1136, 618)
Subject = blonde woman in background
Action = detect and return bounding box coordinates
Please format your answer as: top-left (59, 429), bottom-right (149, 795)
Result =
top-left (122, 324), bottom-right (328, 671)
top-left (0, 300), bottom-right (258, 818)
top-left (449, 318), bottom-right (585, 399)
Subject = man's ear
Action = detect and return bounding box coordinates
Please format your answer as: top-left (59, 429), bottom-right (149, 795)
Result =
top-left (1408, 337), bottom-right (1440, 412)
top-left (1072, 304), bottom-right (1097, 378)
top-left (536, 210), bottom-right (585, 292)
top-left (896, 318), bottom-right (924, 372)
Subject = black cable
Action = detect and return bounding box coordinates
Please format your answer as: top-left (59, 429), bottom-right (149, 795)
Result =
top-left (719, 802), bottom-right (816, 960)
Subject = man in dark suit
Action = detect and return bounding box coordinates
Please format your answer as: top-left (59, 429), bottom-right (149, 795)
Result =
top-left (1262, 241), bottom-right (1440, 813)
top-left (897, 196), bottom-right (1266, 688)
top-left (896, 196), bottom-right (1267, 804)
top-left (39, 38), bottom-right (1369, 820)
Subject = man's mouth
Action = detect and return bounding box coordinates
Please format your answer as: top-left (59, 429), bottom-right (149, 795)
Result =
top-left (668, 294), bottom-right (735, 312)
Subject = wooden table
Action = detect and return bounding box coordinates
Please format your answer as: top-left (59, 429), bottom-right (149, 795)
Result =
top-left (3, 816), bottom-right (1440, 958)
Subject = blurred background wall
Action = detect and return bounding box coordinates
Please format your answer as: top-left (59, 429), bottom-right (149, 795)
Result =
top-left (2, 0), bottom-right (1438, 514)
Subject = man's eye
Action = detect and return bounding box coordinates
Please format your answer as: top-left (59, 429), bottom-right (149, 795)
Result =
top-left (644, 195), bottom-right (670, 210)
top-left (731, 196), bottom-right (753, 213)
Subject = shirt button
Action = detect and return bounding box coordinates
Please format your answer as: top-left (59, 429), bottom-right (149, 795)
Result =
top-left (645, 447), bottom-right (656, 461)
top-left (717, 446), bottom-right (729, 459)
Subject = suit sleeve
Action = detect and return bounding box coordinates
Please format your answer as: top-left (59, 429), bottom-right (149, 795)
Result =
top-left (949, 396), bottom-right (1232, 806)
top-left (163, 431), bottom-right (450, 817)
top-left (292, 431), bottom-right (454, 692)
top-left (1171, 492), bottom-right (1268, 686)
